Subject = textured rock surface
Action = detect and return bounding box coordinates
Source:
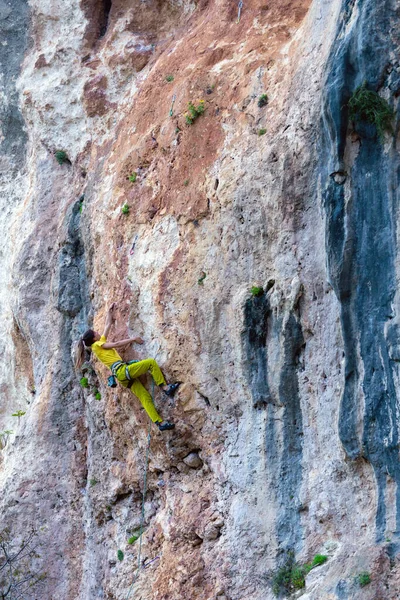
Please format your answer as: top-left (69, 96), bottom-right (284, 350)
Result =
top-left (1, 0), bottom-right (400, 599)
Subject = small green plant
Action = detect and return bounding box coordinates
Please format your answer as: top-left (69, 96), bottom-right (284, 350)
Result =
top-left (11, 411), bottom-right (26, 418)
top-left (348, 82), bottom-right (394, 140)
top-left (95, 392), bottom-right (101, 400)
top-left (258, 94), bottom-right (268, 108)
top-left (78, 194), bottom-right (84, 213)
top-left (184, 179), bottom-right (189, 186)
top-left (166, 74), bottom-right (174, 82)
top-left (271, 553), bottom-right (304, 597)
top-left (185, 100), bottom-right (205, 125)
top-left (121, 204), bottom-right (130, 215)
top-left (80, 377), bottom-right (89, 388)
top-left (198, 271), bottom-right (206, 285)
top-left (127, 535), bottom-right (139, 544)
top-left (175, 127), bottom-right (181, 134)
top-left (271, 552), bottom-right (328, 597)
top-left (55, 150), bottom-right (70, 165)
top-left (251, 286), bottom-right (264, 297)
top-left (358, 571), bottom-right (371, 587)
top-left (258, 128), bottom-right (267, 136)
top-left (117, 550), bottom-right (124, 561)
top-left (89, 478), bottom-right (98, 487)
top-left (309, 554), bottom-right (328, 568)
top-left (128, 172), bottom-right (137, 183)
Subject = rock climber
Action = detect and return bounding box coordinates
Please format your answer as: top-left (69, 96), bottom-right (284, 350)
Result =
top-left (75, 303), bottom-right (179, 431)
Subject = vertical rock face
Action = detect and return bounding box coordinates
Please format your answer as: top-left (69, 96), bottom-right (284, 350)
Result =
top-left (1, 0), bottom-right (400, 599)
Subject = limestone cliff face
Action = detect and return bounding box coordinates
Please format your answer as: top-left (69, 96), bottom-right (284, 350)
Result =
top-left (1, 0), bottom-right (400, 598)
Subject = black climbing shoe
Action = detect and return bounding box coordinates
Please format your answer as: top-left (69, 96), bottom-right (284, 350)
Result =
top-left (163, 382), bottom-right (181, 397)
top-left (157, 421), bottom-right (175, 431)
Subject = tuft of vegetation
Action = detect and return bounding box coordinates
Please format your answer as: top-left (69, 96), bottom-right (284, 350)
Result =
top-left (348, 82), bottom-right (394, 140)
top-left (127, 535), bottom-right (139, 545)
top-left (166, 74), bottom-right (174, 82)
top-left (78, 195), bottom-right (84, 213)
top-left (121, 204), bottom-right (130, 215)
top-left (258, 93), bottom-right (268, 108)
top-left (95, 392), bottom-right (101, 400)
top-left (185, 100), bottom-right (205, 125)
top-left (309, 554), bottom-right (328, 568)
top-left (89, 478), bottom-right (98, 487)
top-left (184, 179), bottom-right (189, 186)
top-left (11, 411), bottom-right (26, 418)
top-left (251, 286), bottom-right (264, 297)
top-left (198, 271), bottom-right (206, 285)
top-left (258, 128), bottom-right (267, 136)
top-left (80, 377), bottom-right (89, 388)
top-left (117, 550), bottom-right (124, 562)
top-left (270, 552), bottom-right (328, 597)
top-left (358, 571), bottom-right (371, 587)
top-left (128, 172), bottom-right (137, 183)
top-left (55, 150), bottom-right (70, 165)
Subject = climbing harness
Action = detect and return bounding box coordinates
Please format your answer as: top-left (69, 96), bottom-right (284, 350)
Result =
top-left (125, 380), bottom-right (154, 600)
top-left (110, 360), bottom-right (139, 388)
top-left (169, 94), bottom-right (176, 117)
top-left (237, 0), bottom-right (243, 23)
top-left (130, 234), bottom-right (138, 256)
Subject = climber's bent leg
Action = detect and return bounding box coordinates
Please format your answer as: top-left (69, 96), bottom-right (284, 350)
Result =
top-left (127, 358), bottom-right (166, 386)
top-left (129, 379), bottom-right (162, 423)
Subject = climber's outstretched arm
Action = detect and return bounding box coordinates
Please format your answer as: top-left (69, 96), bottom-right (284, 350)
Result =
top-left (103, 303), bottom-right (116, 338)
top-left (102, 337), bottom-right (144, 349)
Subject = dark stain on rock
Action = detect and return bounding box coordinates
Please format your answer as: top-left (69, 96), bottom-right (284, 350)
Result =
top-left (242, 293), bottom-right (272, 408)
top-left (321, 0), bottom-right (400, 541)
top-left (0, 0), bottom-right (31, 169)
top-left (243, 293), bottom-right (305, 553)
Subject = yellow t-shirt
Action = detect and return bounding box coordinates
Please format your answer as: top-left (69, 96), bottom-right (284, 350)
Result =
top-left (91, 335), bottom-right (122, 368)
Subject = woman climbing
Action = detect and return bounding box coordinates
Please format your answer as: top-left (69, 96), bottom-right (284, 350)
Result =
top-left (75, 303), bottom-right (179, 431)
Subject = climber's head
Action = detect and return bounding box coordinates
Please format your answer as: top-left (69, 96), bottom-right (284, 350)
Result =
top-left (82, 329), bottom-right (96, 348)
top-left (74, 329), bottom-right (101, 371)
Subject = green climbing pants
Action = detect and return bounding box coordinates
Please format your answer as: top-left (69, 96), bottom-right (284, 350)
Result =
top-left (116, 358), bottom-right (166, 423)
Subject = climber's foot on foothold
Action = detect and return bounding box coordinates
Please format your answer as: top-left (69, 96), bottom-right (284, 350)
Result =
top-left (163, 382), bottom-right (181, 397)
top-left (157, 421), bottom-right (175, 431)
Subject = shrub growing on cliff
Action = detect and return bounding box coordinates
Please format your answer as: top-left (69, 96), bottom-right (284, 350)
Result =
top-left (185, 100), bottom-right (205, 125)
top-left (251, 286), bottom-right (264, 297)
top-left (121, 204), bottom-right (130, 215)
top-left (258, 93), bottom-right (268, 108)
top-left (11, 410), bottom-right (26, 418)
top-left (358, 571), bottom-right (371, 587)
top-left (80, 377), bottom-right (89, 388)
top-left (117, 550), bottom-right (124, 561)
top-left (128, 172), bottom-right (137, 183)
top-left (270, 552), bottom-right (328, 597)
top-left (348, 83), bottom-right (394, 140)
top-left (166, 74), bottom-right (174, 82)
top-left (55, 150), bottom-right (70, 165)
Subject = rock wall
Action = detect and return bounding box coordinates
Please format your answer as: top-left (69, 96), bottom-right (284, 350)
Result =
top-left (1, 0), bottom-right (400, 599)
